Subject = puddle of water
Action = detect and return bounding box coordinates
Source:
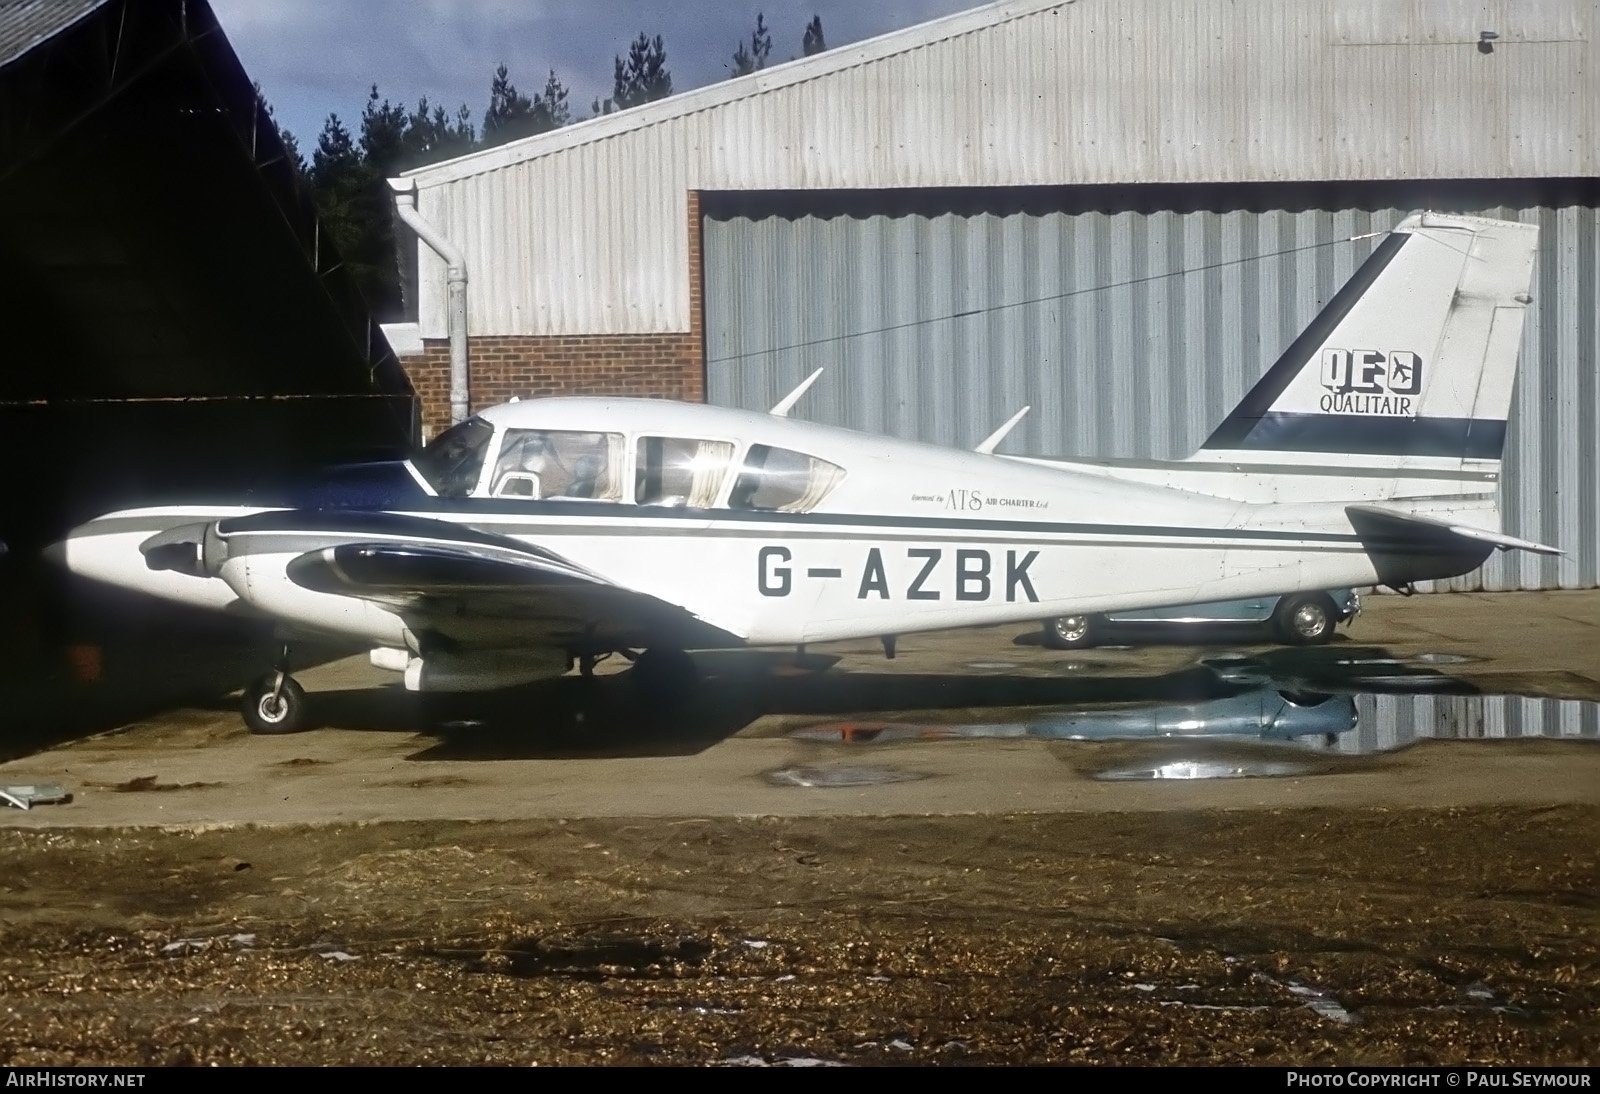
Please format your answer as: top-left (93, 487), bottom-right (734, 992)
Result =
top-left (791, 690), bottom-right (1355, 746)
top-left (788, 722), bottom-right (1025, 743)
top-left (715, 1056), bottom-right (848, 1067)
top-left (1095, 759), bottom-right (1316, 781)
top-left (966, 661), bottom-right (1020, 671)
top-left (776, 646), bottom-right (1599, 786)
top-left (789, 691), bottom-right (1600, 762)
top-left (764, 765), bottom-right (928, 788)
top-left (1253, 971), bottom-right (1360, 1025)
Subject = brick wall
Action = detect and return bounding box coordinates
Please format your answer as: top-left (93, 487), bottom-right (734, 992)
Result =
top-left (403, 192), bottom-right (705, 439)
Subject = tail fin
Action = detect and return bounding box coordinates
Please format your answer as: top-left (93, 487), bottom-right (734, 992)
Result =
top-left (1199, 212), bottom-right (1538, 463)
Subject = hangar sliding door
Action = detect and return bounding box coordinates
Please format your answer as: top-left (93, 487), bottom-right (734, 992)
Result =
top-left (700, 185), bottom-right (1599, 592)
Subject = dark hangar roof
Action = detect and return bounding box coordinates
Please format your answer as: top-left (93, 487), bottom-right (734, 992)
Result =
top-left (0, 0), bottom-right (416, 544)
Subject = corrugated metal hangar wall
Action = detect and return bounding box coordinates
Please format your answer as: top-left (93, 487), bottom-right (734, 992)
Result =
top-left (702, 181), bottom-right (1600, 592)
top-left (399, 0), bottom-right (1597, 595)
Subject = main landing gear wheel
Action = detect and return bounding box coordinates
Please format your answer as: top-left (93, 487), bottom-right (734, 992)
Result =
top-left (241, 673), bottom-right (307, 734)
top-left (1274, 593), bottom-right (1337, 646)
top-left (630, 647), bottom-right (699, 706)
top-left (1043, 614), bottom-right (1101, 650)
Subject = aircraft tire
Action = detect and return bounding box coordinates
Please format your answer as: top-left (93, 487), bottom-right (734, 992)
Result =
top-left (1043, 614), bottom-right (1100, 650)
top-left (241, 673), bottom-right (307, 735)
top-left (630, 647), bottom-right (698, 706)
top-left (1274, 594), bottom-right (1337, 645)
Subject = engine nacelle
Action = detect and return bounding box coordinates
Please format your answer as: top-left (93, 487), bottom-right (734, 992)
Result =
top-left (217, 552), bottom-right (408, 646)
top-left (402, 649), bottom-right (567, 693)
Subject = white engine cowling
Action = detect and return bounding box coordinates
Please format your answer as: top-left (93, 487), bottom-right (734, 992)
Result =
top-left (402, 649), bottom-right (567, 693)
top-left (219, 552), bottom-right (409, 647)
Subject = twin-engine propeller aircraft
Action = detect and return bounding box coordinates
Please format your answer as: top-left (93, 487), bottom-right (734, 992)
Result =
top-left (53, 212), bottom-right (1556, 734)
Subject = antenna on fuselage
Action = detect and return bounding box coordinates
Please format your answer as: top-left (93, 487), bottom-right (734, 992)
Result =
top-left (974, 406), bottom-right (1031, 454)
top-left (769, 368), bottom-right (824, 418)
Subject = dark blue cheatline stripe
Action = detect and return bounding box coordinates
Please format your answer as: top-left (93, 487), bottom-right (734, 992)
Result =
top-left (1204, 232), bottom-right (1410, 451)
top-left (215, 509), bottom-right (571, 560)
top-left (456, 500), bottom-right (1361, 544)
top-left (1210, 413), bottom-right (1507, 459)
top-left (227, 500), bottom-right (1361, 547)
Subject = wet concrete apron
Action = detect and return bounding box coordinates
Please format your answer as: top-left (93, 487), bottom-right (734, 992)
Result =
top-left (1, 595), bottom-right (1597, 1063)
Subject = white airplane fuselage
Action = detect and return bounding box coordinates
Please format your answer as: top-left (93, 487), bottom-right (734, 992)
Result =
top-left (56, 397), bottom-right (1495, 651)
top-left (51, 211), bottom-right (1548, 721)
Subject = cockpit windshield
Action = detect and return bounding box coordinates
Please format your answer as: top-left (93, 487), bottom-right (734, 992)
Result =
top-left (489, 430), bottom-right (625, 500)
top-left (412, 417), bottom-right (494, 497)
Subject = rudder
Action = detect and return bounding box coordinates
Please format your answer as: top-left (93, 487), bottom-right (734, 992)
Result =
top-left (1199, 213), bottom-right (1539, 463)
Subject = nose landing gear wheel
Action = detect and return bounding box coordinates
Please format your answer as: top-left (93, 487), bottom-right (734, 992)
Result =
top-left (242, 673), bottom-right (307, 734)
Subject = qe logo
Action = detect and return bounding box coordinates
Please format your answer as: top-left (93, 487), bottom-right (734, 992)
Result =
top-left (1319, 349), bottom-right (1422, 415)
top-left (1320, 349), bottom-right (1422, 395)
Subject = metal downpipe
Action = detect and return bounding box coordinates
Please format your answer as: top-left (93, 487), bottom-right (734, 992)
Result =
top-left (388, 178), bottom-right (469, 425)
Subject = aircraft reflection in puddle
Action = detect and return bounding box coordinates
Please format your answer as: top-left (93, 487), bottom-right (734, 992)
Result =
top-left (784, 648), bottom-right (1600, 781)
top-left (787, 687), bottom-right (1358, 745)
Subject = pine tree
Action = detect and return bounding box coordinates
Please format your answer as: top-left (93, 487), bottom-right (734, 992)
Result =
top-left (731, 13), bottom-right (773, 77)
top-left (482, 64), bottom-right (535, 147)
top-left (483, 65), bottom-right (571, 147)
top-left (308, 113), bottom-right (376, 298)
top-left (401, 97), bottom-right (476, 166)
top-left (359, 85), bottom-right (407, 175)
top-left (532, 70), bottom-right (572, 131)
top-left (279, 129), bottom-right (305, 176)
top-left (613, 33), bottom-right (672, 110)
top-left (802, 15), bottom-right (827, 56)
top-left (253, 81), bottom-right (306, 175)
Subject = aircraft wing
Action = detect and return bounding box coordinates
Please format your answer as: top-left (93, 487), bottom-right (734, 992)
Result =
top-left (228, 511), bottom-right (744, 652)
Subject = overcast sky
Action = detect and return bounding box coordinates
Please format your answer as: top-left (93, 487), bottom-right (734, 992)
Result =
top-left (210, 1), bottom-right (979, 148)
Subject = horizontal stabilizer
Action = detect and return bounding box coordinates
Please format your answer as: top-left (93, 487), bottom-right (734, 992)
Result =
top-left (1346, 506), bottom-right (1561, 556)
top-left (1344, 505), bottom-right (1559, 589)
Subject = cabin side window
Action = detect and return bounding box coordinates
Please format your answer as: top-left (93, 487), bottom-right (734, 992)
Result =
top-left (413, 417), bottom-right (495, 498)
top-left (634, 437), bottom-right (736, 507)
top-left (728, 444), bottom-right (845, 513)
top-left (489, 429), bottom-right (624, 501)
